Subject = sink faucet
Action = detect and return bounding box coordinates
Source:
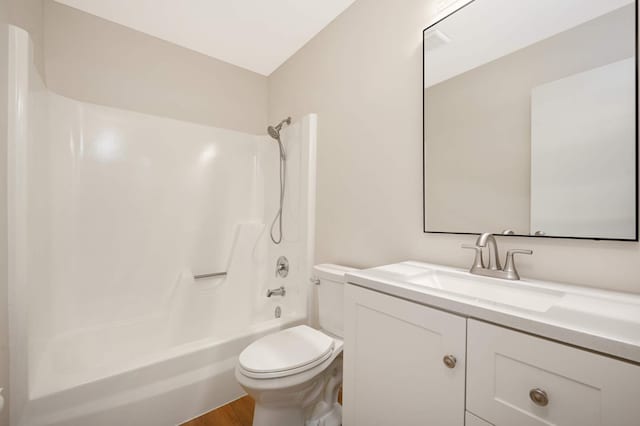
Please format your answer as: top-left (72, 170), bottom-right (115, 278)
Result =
top-left (462, 233), bottom-right (532, 280)
top-left (476, 233), bottom-right (501, 270)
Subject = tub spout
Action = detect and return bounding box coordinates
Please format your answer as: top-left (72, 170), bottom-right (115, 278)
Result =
top-left (266, 286), bottom-right (286, 298)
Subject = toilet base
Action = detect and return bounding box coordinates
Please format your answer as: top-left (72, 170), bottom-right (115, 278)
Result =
top-left (306, 358), bottom-right (342, 426)
top-left (253, 404), bottom-right (306, 426)
top-left (306, 403), bottom-right (341, 426)
top-left (248, 365), bottom-right (327, 426)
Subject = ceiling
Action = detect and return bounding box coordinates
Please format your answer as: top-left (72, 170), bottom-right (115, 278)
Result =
top-left (53, 0), bottom-right (357, 76)
top-left (425, 0), bottom-right (635, 87)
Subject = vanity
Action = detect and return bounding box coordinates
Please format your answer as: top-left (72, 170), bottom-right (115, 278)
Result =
top-left (343, 0), bottom-right (640, 423)
top-left (342, 262), bottom-right (640, 426)
top-left (377, 0), bottom-right (640, 422)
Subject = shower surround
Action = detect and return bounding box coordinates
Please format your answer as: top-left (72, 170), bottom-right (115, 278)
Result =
top-left (7, 27), bottom-right (317, 426)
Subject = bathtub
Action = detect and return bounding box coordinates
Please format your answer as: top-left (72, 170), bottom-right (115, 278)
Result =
top-left (8, 26), bottom-right (317, 426)
top-left (21, 313), bottom-right (305, 426)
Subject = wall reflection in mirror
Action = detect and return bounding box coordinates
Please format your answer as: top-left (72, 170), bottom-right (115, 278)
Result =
top-left (423, 0), bottom-right (638, 240)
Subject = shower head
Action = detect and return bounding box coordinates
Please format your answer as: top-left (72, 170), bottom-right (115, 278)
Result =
top-left (267, 125), bottom-right (280, 140)
top-left (267, 117), bottom-right (292, 141)
top-left (267, 117), bottom-right (291, 160)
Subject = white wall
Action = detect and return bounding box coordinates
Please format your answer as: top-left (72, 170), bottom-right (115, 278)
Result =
top-left (268, 0), bottom-right (640, 294)
top-left (0, 0), bottom-right (9, 423)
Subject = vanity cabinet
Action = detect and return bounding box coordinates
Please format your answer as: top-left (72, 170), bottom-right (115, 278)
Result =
top-left (343, 284), bottom-right (467, 426)
top-left (343, 284), bottom-right (640, 426)
top-left (467, 319), bottom-right (640, 426)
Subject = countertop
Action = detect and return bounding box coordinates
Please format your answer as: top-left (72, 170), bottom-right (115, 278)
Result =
top-left (345, 261), bottom-right (640, 364)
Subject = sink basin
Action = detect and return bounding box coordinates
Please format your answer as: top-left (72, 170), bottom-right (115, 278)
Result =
top-left (347, 261), bottom-right (640, 363)
top-left (407, 270), bottom-right (565, 312)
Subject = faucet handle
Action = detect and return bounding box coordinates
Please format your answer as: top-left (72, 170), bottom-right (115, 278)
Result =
top-left (503, 249), bottom-right (533, 280)
top-left (507, 249), bottom-right (533, 256)
top-left (462, 244), bottom-right (485, 270)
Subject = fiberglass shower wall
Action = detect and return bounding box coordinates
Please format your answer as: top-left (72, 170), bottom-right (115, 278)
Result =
top-left (8, 27), bottom-right (314, 425)
top-left (27, 96), bottom-right (268, 395)
top-left (33, 94), bottom-right (266, 387)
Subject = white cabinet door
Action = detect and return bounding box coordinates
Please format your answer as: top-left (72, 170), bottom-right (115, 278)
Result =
top-left (467, 319), bottom-right (640, 426)
top-left (343, 284), bottom-right (466, 426)
top-left (466, 412), bottom-right (494, 426)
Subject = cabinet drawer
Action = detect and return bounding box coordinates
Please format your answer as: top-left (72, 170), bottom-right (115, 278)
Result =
top-left (467, 320), bottom-right (640, 426)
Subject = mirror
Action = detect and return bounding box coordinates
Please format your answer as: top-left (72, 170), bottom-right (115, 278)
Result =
top-left (423, 0), bottom-right (638, 240)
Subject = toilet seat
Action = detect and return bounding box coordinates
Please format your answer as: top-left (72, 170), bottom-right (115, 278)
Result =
top-left (238, 325), bottom-right (335, 379)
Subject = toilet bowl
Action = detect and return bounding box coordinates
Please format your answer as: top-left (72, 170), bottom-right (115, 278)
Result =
top-left (235, 264), bottom-right (356, 426)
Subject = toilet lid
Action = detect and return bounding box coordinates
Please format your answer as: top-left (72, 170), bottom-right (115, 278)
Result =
top-left (239, 325), bottom-right (334, 378)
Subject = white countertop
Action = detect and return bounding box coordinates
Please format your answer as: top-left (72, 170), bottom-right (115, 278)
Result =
top-left (345, 261), bottom-right (640, 364)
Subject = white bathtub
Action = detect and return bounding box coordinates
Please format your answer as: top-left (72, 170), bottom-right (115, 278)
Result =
top-left (8, 26), bottom-right (317, 426)
top-left (21, 314), bottom-right (305, 426)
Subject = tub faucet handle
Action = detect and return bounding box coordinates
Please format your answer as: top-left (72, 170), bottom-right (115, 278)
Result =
top-left (276, 256), bottom-right (289, 278)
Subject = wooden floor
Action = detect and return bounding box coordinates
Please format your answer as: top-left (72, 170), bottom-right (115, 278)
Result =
top-left (182, 396), bottom-right (255, 426)
top-left (183, 390), bottom-right (341, 426)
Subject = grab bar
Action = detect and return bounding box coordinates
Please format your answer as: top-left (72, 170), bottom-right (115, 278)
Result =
top-left (194, 272), bottom-right (227, 280)
top-left (191, 222), bottom-right (260, 282)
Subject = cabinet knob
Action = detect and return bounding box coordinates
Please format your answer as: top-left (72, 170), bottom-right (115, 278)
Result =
top-left (443, 355), bottom-right (457, 369)
top-left (529, 388), bottom-right (549, 407)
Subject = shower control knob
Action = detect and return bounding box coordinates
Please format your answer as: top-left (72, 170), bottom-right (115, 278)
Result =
top-left (443, 355), bottom-right (457, 369)
top-left (276, 256), bottom-right (289, 278)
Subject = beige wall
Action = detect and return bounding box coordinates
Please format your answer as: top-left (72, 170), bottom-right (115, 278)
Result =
top-left (425, 6), bottom-right (635, 235)
top-left (43, 0), bottom-right (268, 135)
top-left (0, 0), bottom-right (8, 422)
top-left (8, 0), bottom-right (43, 76)
top-left (7, 1), bottom-right (268, 134)
top-left (268, 0), bottom-right (640, 294)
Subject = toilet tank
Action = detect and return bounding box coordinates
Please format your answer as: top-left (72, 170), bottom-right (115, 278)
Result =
top-left (313, 264), bottom-right (358, 338)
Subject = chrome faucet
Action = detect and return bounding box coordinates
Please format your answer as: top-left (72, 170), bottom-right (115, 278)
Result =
top-left (267, 286), bottom-right (286, 298)
top-left (476, 233), bottom-right (501, 270)
top-left (462, 233), bottom-right (532, 280)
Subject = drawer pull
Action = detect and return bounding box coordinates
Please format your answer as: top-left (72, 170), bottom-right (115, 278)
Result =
top-left (529, 388), bottom-right (549, 407)
top-left (443, 355), bottom-right (457, 369)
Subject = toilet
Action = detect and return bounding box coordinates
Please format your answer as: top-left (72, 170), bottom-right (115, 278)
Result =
top-left (235, 264), bottom-right (356, 426)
